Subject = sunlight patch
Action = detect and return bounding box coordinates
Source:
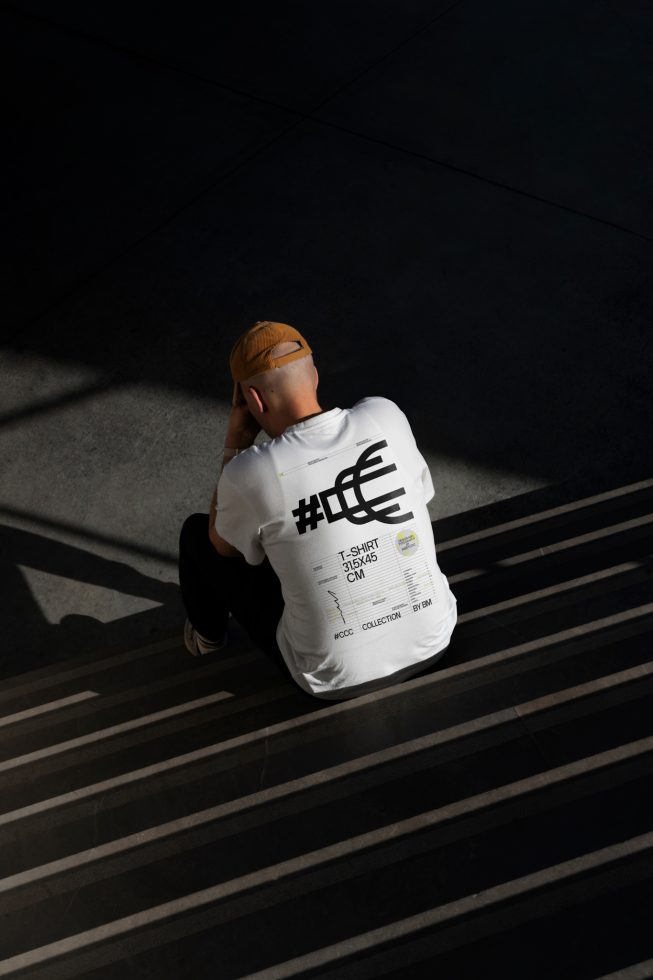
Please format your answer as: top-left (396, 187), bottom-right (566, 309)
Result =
top-left (17, 565), bottom-right (163, 625)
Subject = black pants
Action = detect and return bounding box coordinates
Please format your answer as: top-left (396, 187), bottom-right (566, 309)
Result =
top-left (179, 514), bottom-right (449, 700)
top-left (178, 513), bottom-right (292, 680)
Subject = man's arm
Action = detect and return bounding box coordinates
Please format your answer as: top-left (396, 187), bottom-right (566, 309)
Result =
top-left (208, 400), bottom-right (262, 558)
top-left (209, 478), bottom-right (241, 557)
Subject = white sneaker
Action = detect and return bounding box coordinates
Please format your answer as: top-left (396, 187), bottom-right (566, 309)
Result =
top-left (184, 618), bottom-right (228, 657)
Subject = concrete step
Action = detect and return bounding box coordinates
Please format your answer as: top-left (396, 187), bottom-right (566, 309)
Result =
top-left (1, 755), bottom-right (651, 976)
top-left (0, 478), bottom-right (650, 977)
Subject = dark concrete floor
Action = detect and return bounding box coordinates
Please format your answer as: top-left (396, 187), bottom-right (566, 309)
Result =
top-left (2, 0), bottom-right (652, 669)
top-left (1, 3), bottom-right (652, 975)
top-left (0, 479), bottom-right (652, 977)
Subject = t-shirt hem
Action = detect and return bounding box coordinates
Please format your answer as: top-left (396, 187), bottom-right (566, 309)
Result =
top-left (282, 596), bottom-right (457, 701)
top-left (306, 643), bottom-right (451, 701)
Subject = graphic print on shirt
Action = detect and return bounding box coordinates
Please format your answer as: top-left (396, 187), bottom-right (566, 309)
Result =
top-left (291, 439), bottom-right (414, 535)
top-left (279, 432), bottom-right (437, 650)
top-left (314, 525), bottom-right (437, 646)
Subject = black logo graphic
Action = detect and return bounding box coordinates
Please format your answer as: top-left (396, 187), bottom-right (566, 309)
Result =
top-left (328, 590), bottom-right (346, 625)
top-left (292, 440), bottom-right (414, 535)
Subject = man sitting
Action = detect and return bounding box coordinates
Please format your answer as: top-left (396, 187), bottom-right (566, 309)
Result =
top-left (178, 319), bottom-right (457, 700)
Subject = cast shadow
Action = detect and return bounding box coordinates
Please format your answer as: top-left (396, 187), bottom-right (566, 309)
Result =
top-left (0, 523), bottom-right (183, 680)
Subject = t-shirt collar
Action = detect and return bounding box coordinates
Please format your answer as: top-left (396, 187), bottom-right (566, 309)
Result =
top-left (284, 407), bottom-right (342, 433)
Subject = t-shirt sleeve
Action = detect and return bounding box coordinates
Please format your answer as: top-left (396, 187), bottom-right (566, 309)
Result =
top-left (403, 419), bottom-right (434, 505)
top-left (357, 396), bottom-right (435, 506)
top-left (419, 450), bottom-right (435, 504)
top-left (214, 465), bottom-right (266, 566)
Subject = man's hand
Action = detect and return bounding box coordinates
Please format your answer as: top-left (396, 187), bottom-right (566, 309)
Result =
top-left (225, 399), bottom-right (261, 449)
top-left (208, 397), bottom-right (261, 559)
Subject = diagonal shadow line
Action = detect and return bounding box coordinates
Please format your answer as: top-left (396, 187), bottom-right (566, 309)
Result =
top-left (1, 470), bottom-right (650, 692)
top-left (233, 832), bottom-right (653, 980)
top-left (1, 691), bottom-right (651, 915)
top-left (450, 531), bottom-right (653, 615)
top-left (2, 655), bottom-right (652, 801)
top-left (0, 378), bottom-right (117, 429)
top-left (3, 0), bottom-right (467, 122)
top-left (1, 775), bottom-right (651, 977)
top-left (1, 127), bottom-right (305, 347)
top-left (8, 108), bottom-right (653, 351)
top-left (2, 601), bottom-right (651, 833)
top-left (437, 478), bottom-right (653, 554)
top-left (0, 554), bottom-right (642, 730)
top-left (0, 522), bottom-right (180, 680)
top-left (294, 0), bottom-right (469, 116)
top-left (308, 118), bottom-right (653, 248)
top-left (449, 515), bottom-right (653, 583)
top-left (456, 558), bottom-right (653, 631)
top-left (593, 959), bottom-right (653, 980)
top-left (4, 472), bottom-right (652, 577)
top-left (0, 508), bottom-right (177, 567)
top-left (0, 489), bottom-right (649, 686)
top-left (5, 1), bottom-right (652, 348)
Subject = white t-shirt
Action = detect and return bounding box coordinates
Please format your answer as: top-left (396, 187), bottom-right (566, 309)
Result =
top-left (214, 396), bottom-right (457, 699)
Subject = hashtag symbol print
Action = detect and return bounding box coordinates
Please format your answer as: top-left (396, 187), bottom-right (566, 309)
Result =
top-left (292, 440), bottom-right (414, 536)
top-left (292, 494), bottom-right (325, 534)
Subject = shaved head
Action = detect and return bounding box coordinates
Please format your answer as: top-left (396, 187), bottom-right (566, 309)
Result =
top-left (240, 341), bottom-right (317, 410)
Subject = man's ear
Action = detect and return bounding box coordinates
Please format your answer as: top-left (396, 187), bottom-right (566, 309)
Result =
top-left (248, 386), bottom-right (266, 414)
